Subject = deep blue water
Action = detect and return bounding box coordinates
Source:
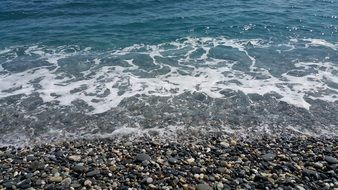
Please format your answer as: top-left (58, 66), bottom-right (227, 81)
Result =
top-left (0, 0), bottom-right (337, 145)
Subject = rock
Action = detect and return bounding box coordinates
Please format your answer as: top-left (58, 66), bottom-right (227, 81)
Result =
top-left (220, 141), bottom-right (229, 148)
top-left (192, 166), bottom-right (201, 173)
top-left (229, 139), bottom-right (237, 146)
top-left (216, 167), bottom-right (226, 174)
top-left (17, 179), bottom-right (31, 189)
top-left (60, 178), bottom-right (72, 187)
top-left (84, 179), bottom-right (92, 187)
top-left (49, 176), bottom-right (63, 183)
top-left (168, 157), bottom-right (178, 164)
top-left (87, 170), bottom-right (100, 177)
top-left (146, 177), bottom-right (153, 184)
top-left (303, 169), bottom-right (319, 179)
top-left (149, 184), bottom-right (157, 189)
top-left (68, 155), bottom-right (81, 162)
top-left (3, 181), bottom-right (14, 189)
top-left (72, 164), bottom-right (87, 173)
top-left (26, 155), bottom-right (36, 161)
top-left (30, 161), bottom-right (44, 170)
top-left (325, 156), bottom-right (338, 164)
top-left (35, 179), bottom-right (45, 186)
top-left (262, 153), bottom-right (276, 161)
top-left (187, 158), bottom-right (195, 164)
top-left (214, 182), bottom-right (224, 190)
top-left (135, 153), bottom-right (151, 162)
top-left (295, 185), bottom-right (306, 190)
top-left (196, 183), bottom-right (212, 190)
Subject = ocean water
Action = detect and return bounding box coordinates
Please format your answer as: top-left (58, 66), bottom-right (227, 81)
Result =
top-left (0, 0), bottom-right (337, 146)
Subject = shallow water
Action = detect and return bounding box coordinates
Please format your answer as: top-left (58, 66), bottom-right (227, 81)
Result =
top-left (0, 0), bottom-right (337, 146)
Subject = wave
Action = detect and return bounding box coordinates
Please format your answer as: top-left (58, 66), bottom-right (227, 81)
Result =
top-left (0, 37), bottom-right (337, 114)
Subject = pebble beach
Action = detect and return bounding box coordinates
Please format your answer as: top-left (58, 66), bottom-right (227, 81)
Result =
top-left (1, 131), bottom-right (338, 190)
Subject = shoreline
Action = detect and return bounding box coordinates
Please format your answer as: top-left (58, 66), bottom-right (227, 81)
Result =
top-left (1, 132), bottom-right (338, 189)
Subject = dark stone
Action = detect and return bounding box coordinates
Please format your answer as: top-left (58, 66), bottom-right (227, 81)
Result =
top-left (196, 183), bottom-right (212, 190)
top-left (72, 164), bottom-right (87, 173)
top-left (135, 153), bottom-right (151, 162)
top-left (87, 170), bottom-right (100, 177)
top-left (168, 157), bottom-right (178, 164)
top-left (262, 153), bottom-right (276, 161)
top-left (325, 156), bottom-right (338, 164)
top-left (216, 167), bottom-right (226, 174)
top-left (303, 169), bottom-right (320, 179)
top-left (26, 155), bottom-right (36, 161)
top-left (54, 150), bottom-right (65, 157)
top-left (3, 181), bottom-right (14, 189)
top-left (25, 172), bottom-right (34, 179)
top-left (192, 166), bottom-right (201, 173)
top-left (29, 161), bottom-right (44, 170)
top-left (17, 179), bottom-right (31, 189)
top-left (45, 184), bottom-right (55, 190)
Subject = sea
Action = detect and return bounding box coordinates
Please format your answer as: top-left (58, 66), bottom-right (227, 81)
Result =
top-left (0, 0), bottom-right (337, 146)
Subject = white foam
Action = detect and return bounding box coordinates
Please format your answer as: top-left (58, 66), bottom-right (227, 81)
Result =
top-left (303, 38), bottom-right (338, 50)
top-left (0, 37), bottom-right (337, 114)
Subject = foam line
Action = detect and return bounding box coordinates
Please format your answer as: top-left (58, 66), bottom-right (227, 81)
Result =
top-left (0, 37), bottom-right (337, 114)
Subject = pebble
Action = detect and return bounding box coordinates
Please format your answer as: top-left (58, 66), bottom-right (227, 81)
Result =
top-left (262, 153), bottom-right (276, 161)
top-left (146, 177), bottom-right (154, 184)
top-left (135, 153), bottom-right (151, 162)
top-left (84, 179), bottom-right (92, 187)
top-left (168, 157), bottom-right (178, 164)
top-left (325, 156), bottom-right (338, 164)
top-left (49, 176), bottom-right (63, 183)
top-left (87, 170), bottom-right (100, 177)
top-left (0, 134), bottom-right (337, 190)
top-left (60, 178), bottom-right (72, 187)
top-left (17, 179), bottom-right (31, 189)
top-left (187, 158), bottom-right (195, 164)
top-left (196, 183), bottom-right (212, 190)
top-left (72, 164), bottom-right (87, 173)
top-left (68, 155), bottom-right (81, 162)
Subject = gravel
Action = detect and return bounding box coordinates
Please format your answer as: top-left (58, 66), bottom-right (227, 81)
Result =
top-left (0, 132), bottom-right (337, 189)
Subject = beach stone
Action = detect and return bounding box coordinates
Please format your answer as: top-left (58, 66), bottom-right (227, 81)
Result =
top-left (26, 155), bottom-right (36, 161)
top-left (84, 179), bottom-right (92, 187)
top-left (168, 157), bottom-right (178, 164)
top-left (61, 178), bottom-right (72, 187)
top-left (3, 181), bottom-right (14, 189)
top-left (187, 158), bottom-right (195, 164)
top-left (87, 170), bottom-right (100, 177)
top-left (262, 153), bottom-right (276, 161)
top-left (68, 155), bottom-right (81, 162)
top-left (72, 164), bottom-right (87, 173)
top-left (35, 179), bottom-right (45, 186)
top-left (196, 183), bottom-right (212, 190)
top-left (146, 177), bottom-right (154, 184)
top-left (135, 153), bottom-right (151, 162)
top-left (220, 141), bottom-right (229, 148)
top-left (30, 161), bottom-right (44, 170)
top-left (17, 179), bottom-right (31, 189)
top-left (54, 150), bottom-right (64, 157)
top-left (295, 185), bottom-right (306, 190)
top-left (303, 169), bottom-right (319, 179)
top-left (149, 184), bottom-right (157, 189)
top-left (229, 139), bottom-right (237, 146)
top-left (49, 176), bottom-right (63, 183)
top-left (192, 166), bottom-right (201, 173)
top-left (216, 167), bottom-right (226, 174)
top-left (325, 156), bottom-right (338, 164)
top-left (214, 182), bottom-right (224, 190)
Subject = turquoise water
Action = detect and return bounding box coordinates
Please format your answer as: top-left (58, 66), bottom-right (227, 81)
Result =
top-left (0, 0), bottom-right (337, 145)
